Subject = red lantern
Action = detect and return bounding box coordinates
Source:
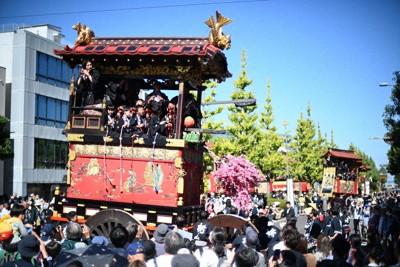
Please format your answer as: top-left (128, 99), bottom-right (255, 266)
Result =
top-left (184, 116), bottom-right (195, 127)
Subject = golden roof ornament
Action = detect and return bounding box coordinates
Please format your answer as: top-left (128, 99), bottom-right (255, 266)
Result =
top-left (72, 22), bottom-right (95, 45)
top-left (204, 11), bottom-right (233, 50)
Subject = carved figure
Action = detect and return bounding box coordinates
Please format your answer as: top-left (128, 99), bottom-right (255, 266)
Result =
top-left (72, 22), bottom-right (95, 45)
top-left (204, 11), bottom-right (233, 50)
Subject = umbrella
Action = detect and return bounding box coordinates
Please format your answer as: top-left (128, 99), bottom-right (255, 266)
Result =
top-left (53, 244), bottom-right (129, 267)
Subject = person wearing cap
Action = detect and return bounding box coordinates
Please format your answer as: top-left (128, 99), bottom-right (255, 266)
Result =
top-left (151, 223), bottom-right (171, 256)
top-left (126, 241), bottom-right (145, 263)
top-left (139, 239), bottom-right (157, 263)
top-left (40, 223), bottom-right (55, 244)
top-left (243, 227), bottom-right (266, 267)
top-left (91, 235), bottom-right (109, 247)
top-left (3, 234), bottom-right (51, 267)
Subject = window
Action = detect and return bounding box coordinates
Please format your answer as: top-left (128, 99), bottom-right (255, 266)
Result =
top-left (36, 52), bottom-right (79, 88)
top-left (35, 95), bottom-right (68, 128)
top-left (34, 138), bottom-right (68, 169)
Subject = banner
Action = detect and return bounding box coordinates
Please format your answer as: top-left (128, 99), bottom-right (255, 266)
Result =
top-left (321, 167), bottom-right (335, 197)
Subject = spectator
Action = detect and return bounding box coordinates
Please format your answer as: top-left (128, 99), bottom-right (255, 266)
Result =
top-left (3, 203), bottom-right (31, 253)
top-left (192, 210), bottom-right (213, 241)
top-left (244, 227), bottom-right (266, 266)
top-left (62, 211), bottom-right (77, 237)
top-left (109, 224), bottom-right (129, 257)
top-left (296, 235), bottom-right (317, 267)
top-left (151, 223), bottom-right (171, 256)
top-left (194, 227), bottom-right (233, 267)
top-left (347, 234), bottom-right (366, 267)
top-left (126, 242), bottom-right (145, 263)
top-left (40, 223), bottom-right (55, 244)
top-left (233, 246), bottom-right (259, 267)
top-left (314, 234), bottom-right (332, 262)
top-left (3, 235), bottom-right (41, 267)
top-left (91, 235), bottom-right (109, 247)
top-left (172, 253), bottom-right (200, 267)
top-left (147, 232), bottom-right (185, 267)
top-left (126, 222), bottom-right (139, 243)
top-left (317, 235), bottom-right (352, 267)
top-left (139, 239), bottom-right (157, 263)
top-left (45, 240), bottom-right (62, 260)
top-left (284, 201), bottom-right (295, 220)
top-left (61, 222), bottom-right (91, 250)
top-left (175, 214), bottom-right (192, 240)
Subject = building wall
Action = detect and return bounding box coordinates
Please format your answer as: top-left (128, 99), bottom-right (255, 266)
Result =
top-left (0, 25), bottom-right (69, 197)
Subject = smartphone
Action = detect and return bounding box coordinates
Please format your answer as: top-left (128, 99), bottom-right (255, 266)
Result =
top-left (273, 249), bottom-right (280, 261)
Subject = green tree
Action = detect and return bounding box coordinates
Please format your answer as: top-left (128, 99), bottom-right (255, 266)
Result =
top-left (290, 105), bottom-right (322, 184)
top-left (383, 71), bottom-right (400, 181)
top-left (349, 143), bottom-right (380, 191)
top-left (213, 50), bottom-right (258, 157)
top-left (250, 82), bottom-right (285, 178)
top-left (0, 115), bottom-right (13, 160)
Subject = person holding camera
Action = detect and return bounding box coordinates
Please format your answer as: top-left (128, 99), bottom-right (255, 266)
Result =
top-left (76, 59), bottom-right (100, 106)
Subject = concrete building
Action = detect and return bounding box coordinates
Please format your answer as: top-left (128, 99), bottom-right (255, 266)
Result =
top-left (0, 24), bottom-right (76, 197)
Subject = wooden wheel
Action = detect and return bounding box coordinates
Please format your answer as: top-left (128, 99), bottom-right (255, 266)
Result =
top-left (208, 214), bottom-right (258, 242)
top-left (85, 209), bottom-right (149, 239)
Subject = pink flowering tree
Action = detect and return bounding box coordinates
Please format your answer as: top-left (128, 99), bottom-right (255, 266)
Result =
top-left (214, 154), bottom-right (264, 211)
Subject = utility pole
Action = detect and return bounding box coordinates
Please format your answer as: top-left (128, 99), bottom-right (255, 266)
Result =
top-left (283, 121), bottom-right (294, 206)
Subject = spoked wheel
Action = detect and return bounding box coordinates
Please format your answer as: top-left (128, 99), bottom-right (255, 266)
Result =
top-left (85, 209), bottom-right (149, 239)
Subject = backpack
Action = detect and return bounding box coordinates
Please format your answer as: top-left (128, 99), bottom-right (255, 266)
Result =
top-left (0, 216), bottom-right (19, 241)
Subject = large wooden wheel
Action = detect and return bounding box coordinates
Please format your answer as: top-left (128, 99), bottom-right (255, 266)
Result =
top-left (208, 214), bottom-right (258, 242)
top-left (85, 209), bottom-right (149, 239)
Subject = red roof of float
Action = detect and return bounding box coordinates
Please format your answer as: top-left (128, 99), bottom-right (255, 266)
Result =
top-left (321, 149), bottom-right (362, 160)
top-left (55, 37), bottom-right (221, 57)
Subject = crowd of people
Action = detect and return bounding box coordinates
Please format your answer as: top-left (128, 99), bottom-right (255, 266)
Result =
top-left (1, 190), bottom-right (400, 266)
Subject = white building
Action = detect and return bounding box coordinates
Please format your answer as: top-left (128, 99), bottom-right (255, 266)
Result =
top-left (0, 24), bottom-right (76, 198)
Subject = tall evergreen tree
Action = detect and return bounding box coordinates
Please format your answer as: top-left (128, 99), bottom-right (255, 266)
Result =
top-left (383, 71), bottom-right (400, 181)
top-left (213, 50), bottom-right (258, 157)
top-left (290, 105), bottom-right (321, 184)
top-left (349, 143), bottom-right (379, 190)
top-left (250, 82), bottom-right (285, 177)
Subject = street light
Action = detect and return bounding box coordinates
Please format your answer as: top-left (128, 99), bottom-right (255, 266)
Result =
top-left (201, 98), bottom-right (256, 107)
top-left (379, 83), bottom-right (397, 87)
top-left (281, 121), bottom-right (294, 207)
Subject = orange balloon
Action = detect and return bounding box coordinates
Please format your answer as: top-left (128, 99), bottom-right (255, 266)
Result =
top-left (184, 116), bottom-right (195, 127)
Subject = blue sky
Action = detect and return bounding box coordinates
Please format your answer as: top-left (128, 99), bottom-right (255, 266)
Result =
top-left (1, 0), bottom-right (399, 174)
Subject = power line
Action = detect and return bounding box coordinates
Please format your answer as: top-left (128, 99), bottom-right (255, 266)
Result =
top-left (0, 0), bottom-right (273, 19)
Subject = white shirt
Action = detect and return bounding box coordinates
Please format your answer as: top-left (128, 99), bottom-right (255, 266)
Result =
top-left (146, 254), bottom-right (174, 267)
